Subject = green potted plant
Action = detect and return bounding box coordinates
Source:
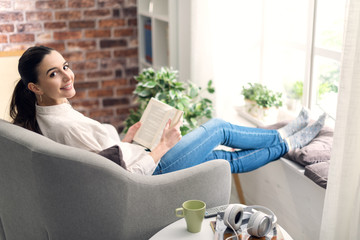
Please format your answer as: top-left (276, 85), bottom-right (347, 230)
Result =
top-left (123, 67), bottom-right (215, 135)
top-left (241, 82), bottom-right (283, 122)
top-left (284, 81), bottom-right (303, 111)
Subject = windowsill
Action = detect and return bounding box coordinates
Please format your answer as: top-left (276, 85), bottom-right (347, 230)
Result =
top-left (234, 105), bottom-right (298, 127)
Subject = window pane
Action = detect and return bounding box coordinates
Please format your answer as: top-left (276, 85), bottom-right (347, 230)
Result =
top-left (312, 56), bottom-right (340, 118)
top-left (263, 0), bottom-right (308, 46)
top-left (315, 0), bottom-right (346, 51)
top-left (262, 45), bottom-right (305, 111)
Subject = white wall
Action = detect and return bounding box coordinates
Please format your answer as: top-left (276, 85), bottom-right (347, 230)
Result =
top-left (190, 0), bottom-right (264, 117)
top-left (0, 52), bottom-right (21, 121)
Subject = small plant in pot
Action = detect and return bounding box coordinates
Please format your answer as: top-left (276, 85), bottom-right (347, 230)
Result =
top-left (284, 81), bottom-right (303, 111)
top-left (123, 67), bottom-right (215, 135)
top-left (241, 82), bottom-right (283, 122)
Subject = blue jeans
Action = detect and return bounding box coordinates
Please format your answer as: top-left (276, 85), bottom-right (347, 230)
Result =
top-left (152, 118), bottom-right (289, 175)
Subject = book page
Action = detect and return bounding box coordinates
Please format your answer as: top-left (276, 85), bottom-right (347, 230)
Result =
top-left (133, 98), bottom-right (185, 150)
top-left (134, 99), bottom-right (172, 148)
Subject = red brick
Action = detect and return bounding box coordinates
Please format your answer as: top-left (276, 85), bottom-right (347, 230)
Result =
top-left (70, 90), bottom-right (87, 100)
top-left (54, 31), bottom-right (82, 40)
top-left (55, 11), bottom-right (81, 20)
top-left (0, 34), bottom-right (7, 43)
top-left (116, 107), bottom-right (131, 115)
top-left (67, 40), bottom-right (96, 51)
top-left (0, 12), bottom-right (23, 22)
top-left (87, 70), bottom-right (113, 79)
top-left (100, 39), bottom-right (127, 48)
top-left (37, 32), bottom-right (52, 42)
top-left (99, 19), bottom-right (125, 28)
top-left (114, 28), bottom-right (135, 37)
top-left (86, 50), bottom-right (111, 60)
top-left (103, 97), bottom-right (129, 107)
top-left (71, 61), bottom-right (98, 71)
top-left (73, 72), bottom-right (85, 82)
top-left (126, 0), bottom-right (136, 7)
top-left (125, 67), bottom-right (139, 77)
top-left (84, 29), bottom-right (111, 38)
top-left (88, 89), bottom-right (114, 98)
top-left (102, 78), bottom-right (128, 88)
top-left (127, 18), bottom-right (137, 26)
top-left (112, 9), bottom-right (120, 18)
top-left (114, 48), bottom-right (137, 58)
top-left (0, 24), bottom-right (14, 33)
top-left (98, 0), bottom-right (124, 8)
top-left (44, 22), bottom-right (67, 30)
top-left (71, 99), bottom-right (99, 109)
top-left (62, 51), bottom-right (84, 61)
top-left (115, 69), bottom-right (122, 78)
top-left (26, 12), bottom-right (52, 21)
top-left (9, 33), bottom-right (35, 43)
top-left (68, 0), bottom-right (95, 8)
top-left (69, 20), bottom-right (95, 29)
top-left (14, 1), bottom-right (35, 10)
top-left (100, 58), bottom-right (126, 69)
top-left (0, 1), bottom-right (11, 9)
top-left (116, 86), bottom-right (135, 96)
top-left (74, 81), bottom-right (99, 89)
top-left (40, 42), bottom-right (65, 51)
top-left (123, 7), bottom-right (137, 17)
top-left (83, 9), bottom-right (111, 18)
top-left (17, 23), bottom-right (42, 32)
top-left (35, 1), bottom-right (66, 9)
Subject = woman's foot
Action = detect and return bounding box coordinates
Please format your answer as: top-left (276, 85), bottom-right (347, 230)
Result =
top-left (278, 108), bottom-right (310, 138)
top-left (286, 113), bottom-right (327, 150)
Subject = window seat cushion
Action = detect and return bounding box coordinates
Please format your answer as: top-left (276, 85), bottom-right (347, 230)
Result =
top-left (262, 120), bottom-right (333, 188)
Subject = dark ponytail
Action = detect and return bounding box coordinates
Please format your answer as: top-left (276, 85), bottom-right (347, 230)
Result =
top-left (9, 45), bottom-right (53, 134)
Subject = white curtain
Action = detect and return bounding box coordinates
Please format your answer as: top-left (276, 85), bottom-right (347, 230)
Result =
top-left (320, 0), bottom-right (360, 239)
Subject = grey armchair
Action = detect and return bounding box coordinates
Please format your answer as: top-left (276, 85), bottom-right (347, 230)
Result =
top-left (0, 119), bottom-right (231, 240)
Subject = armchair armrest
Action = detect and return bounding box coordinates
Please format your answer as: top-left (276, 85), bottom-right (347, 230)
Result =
top-left (121, 159), bottom-right (231, 239)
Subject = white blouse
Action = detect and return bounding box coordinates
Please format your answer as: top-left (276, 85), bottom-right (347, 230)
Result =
top-left (36, 103), bottom-right (156, 175)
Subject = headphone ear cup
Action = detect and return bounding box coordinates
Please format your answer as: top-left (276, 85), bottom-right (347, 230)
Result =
top-left (223, 204), bottom-right (243, 230)
top-left (247, 211), bottom-right (272, 237)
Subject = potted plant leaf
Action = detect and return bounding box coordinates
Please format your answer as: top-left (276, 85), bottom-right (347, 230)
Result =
top-left (241, 82), bottom-right (283, 122)
top-left (123, 67), bottom-right (215, 135)
top-left (284, 81), bottom-right (303, 111)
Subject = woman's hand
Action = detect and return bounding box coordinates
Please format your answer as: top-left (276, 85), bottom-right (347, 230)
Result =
top-left (159, 119), bottom-right (182, 149)
top-left (150, 119), bottom-right (182, 163)
top-left (121, 121), bottom-right (141, 143)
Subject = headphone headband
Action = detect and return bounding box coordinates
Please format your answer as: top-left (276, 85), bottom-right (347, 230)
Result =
top-left (244, 205), bottom-right (277, 227)
top-left (223, 204), bottom-right (277, 238)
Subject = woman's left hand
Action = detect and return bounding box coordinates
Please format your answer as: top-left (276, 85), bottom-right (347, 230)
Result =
top-left (122, 121), bottom-right (141, 143)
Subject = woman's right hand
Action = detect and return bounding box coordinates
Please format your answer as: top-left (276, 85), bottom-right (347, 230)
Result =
top-left (149, 119), bottom-right (182, 163)
top-left (159, 119), bottom-right (182, 149)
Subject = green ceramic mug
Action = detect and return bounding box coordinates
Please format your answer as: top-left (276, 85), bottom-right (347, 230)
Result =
top-left (175, 200), bottom-right (206, 233)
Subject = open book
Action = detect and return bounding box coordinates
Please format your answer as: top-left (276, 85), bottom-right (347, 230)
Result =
top-left (133, 98), bottom-right (183, 150)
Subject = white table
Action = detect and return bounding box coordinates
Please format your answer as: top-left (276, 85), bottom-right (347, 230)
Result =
top-left (150, 217), bottom-right (294, 240)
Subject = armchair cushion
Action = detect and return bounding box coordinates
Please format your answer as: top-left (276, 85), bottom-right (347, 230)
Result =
top-left (98, 145), bottom-right (127, 169)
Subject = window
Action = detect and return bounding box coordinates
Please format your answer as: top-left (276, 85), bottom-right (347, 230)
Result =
top-left (260, 0), bottom-right (345, 120)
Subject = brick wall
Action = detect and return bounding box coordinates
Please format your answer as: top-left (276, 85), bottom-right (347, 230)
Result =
top-left (0, 0), bottom-right (139, 132)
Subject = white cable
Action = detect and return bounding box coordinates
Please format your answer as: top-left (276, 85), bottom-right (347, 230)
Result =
top-left (224, 218), bottom-right (240, 240)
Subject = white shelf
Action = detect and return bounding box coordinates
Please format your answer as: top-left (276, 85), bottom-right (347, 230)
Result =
top-left (137, 0), bottom-right (190, 82)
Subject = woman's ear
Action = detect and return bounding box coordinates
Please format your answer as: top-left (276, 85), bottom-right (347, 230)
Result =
top-left (27, 82), bottom-right (43, 95)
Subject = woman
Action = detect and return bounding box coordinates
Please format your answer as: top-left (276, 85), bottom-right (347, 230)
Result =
top-left (10, 46), bottom-right (326, 175)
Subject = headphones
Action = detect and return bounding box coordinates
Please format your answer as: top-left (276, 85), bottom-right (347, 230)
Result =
top-left (223, 204), bottom-right (277, 238)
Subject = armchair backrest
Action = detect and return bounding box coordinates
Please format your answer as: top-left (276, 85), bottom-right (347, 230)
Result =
top-left (0, 119), bottom-right (139, 240)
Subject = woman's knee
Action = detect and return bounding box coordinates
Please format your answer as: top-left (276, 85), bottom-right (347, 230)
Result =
top-left (202, 118), bottom-right (227, 129)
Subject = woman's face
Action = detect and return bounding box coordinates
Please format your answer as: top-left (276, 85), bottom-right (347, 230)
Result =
top-left (33, 50), bottom-right (76, 106)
